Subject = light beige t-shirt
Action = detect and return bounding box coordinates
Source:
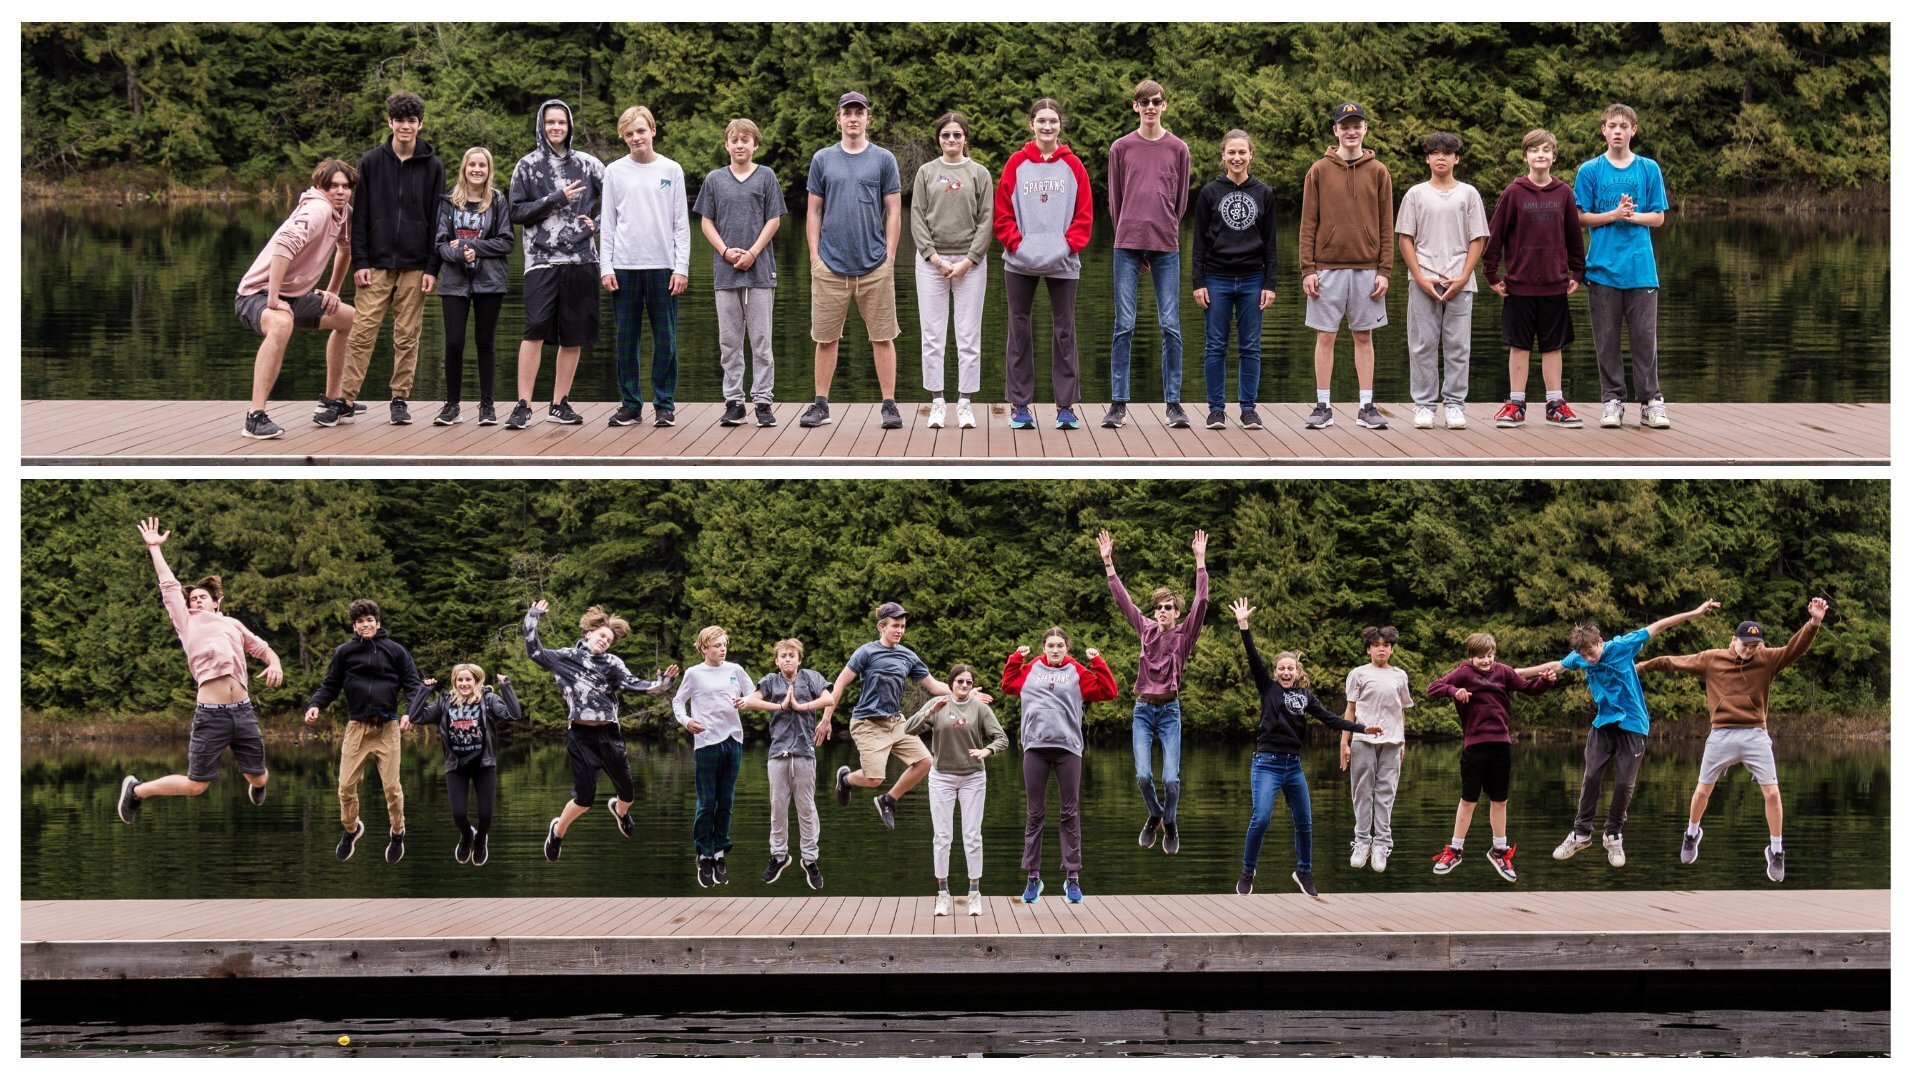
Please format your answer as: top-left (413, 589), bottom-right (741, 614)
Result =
top-left (1393, 180), bottom-right (1490, 293)
top-left (1345, 663), bottom-right (1414, 744)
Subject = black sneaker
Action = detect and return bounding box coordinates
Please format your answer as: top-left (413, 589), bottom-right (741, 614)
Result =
top-left (835, 765), bottom-right (852, 806)
top-left (875, 793), bottom-right (897, 829)
top-left (1355, 402), bottom-right (1388, 429)
top-left (116, 775), bottom-right (143, 824)
top-left (347, 400), bottom-right (369, 418)
top-left (1162, 819), bottom-right (1180, 855)
top-left (714, 856), bottom-right (730, 885)
top-left (1139, 817), bottom-right (1161, 848)
top-left (247, 781), bottom-right (267, 807)
top-left (608, 404), bottom-right (643, 426)
top-left (755, 403), bottom-right (777, 427)
top-left (312, 397), bottom-right (343, 427)
top-left (799, 401), bottom-right (832, 427)
top-left (385, 830), bottom-right (406, 864)
top-left (1163, 402), bottom-right (1191, 428)
top-left (505, 400), bottom-right (535, 429)
top-left (697, 855), bottom-right (716, 888)
top-left (1101, 402), bottom-right (1128, 428)
top-left (477, 401), bottom-right (499, 425)
top-left (1236, 870), bottom-right (1255, 896)
top-left (548, 398), bottom-right (583, 424)
top-left (1205, 408), bottom-right (1227, 429)
top-left (653, 406), bottom-right (676, 427)
top-left (471, 832), bottom-right (489, 866)
top-left (243, 411), bottom-right (285, 439)
top-left (432, 401), bottom-right (462, 426)
top-left (879, 401), bottom-right (903, 429)
top-left (336, 818), bottom-right (364, 862)
top-left (543, 817), bottom-right (563, 861)
top-left (804, 861), bottom-right (824, 890)
top-left (1291, 869), bottom-right (1318, 897)
top-left (455, 827), bottom-right (475, 864)
top-left (389, 397), bottom-right (412, 425)
top-left (1305, 402), bottom-right (1334, 429)
top-left (721, 401), bottom-right (748, 426)
top-left (1239, 407), bottom-right (1264, 430)
top-left (608, 796), bottom-right (635, 837)
top-left (763, 853), bottom-right (793, 884)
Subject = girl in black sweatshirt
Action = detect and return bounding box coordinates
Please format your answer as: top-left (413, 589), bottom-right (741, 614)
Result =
top-left (408, 663), bottom-right (522, 867)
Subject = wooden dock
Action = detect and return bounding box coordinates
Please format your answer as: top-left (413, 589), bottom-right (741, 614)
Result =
top-left (21, 400), bottom-right (1889, 466)
top-left (22, 889), bottom-right (1889, 981)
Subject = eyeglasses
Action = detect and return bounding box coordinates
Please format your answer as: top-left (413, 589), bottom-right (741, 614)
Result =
top-left (939, 131), bottom-right (966, 140)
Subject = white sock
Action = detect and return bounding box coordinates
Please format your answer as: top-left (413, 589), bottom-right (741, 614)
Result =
top-left (1359, 390), bottom-right (1374, 406)
top-left (1493, 835), bottom-right (1508, 850)
top-left (1547, 388), bottom-right (1564, 402)
top-left (1687, 822), bottom-right (1703, 837)
top-left (1510, 392), bottom-right (1526, 404)
top-left (1316, 388), bottom-right (1331, 405)
top-left (1450, 836), bottom-right (1465, 850)
top-left (1770, 836), bottom-right (1784, 853)
top-left (958, 396), bottom-right (969, 406)
top-left (931, 395), bottom-right (944, 406)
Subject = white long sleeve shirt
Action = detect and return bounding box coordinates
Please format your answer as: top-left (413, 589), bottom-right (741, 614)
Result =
top-left (599, 153), bottom-right (691, 276)
top-left (673, 661), bottom-right (753, 749)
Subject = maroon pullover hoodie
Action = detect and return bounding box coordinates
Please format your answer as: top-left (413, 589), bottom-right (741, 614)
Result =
top-left (1481, 175), bottom-right (1585, 296)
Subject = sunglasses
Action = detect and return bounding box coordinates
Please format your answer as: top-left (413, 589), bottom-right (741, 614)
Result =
top-left (1155, 603), bottom-right (1179, 611)
top-left (939, 131), bottom-right (966, 139)
top-left (1141, 97), bottom-right (1165, 107)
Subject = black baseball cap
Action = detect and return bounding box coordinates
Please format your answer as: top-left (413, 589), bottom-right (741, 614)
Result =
top-left (1734, 620), bottom-right (1766, 644)
top-left (838, 91), bottom-right (871, 109)
top-left (1331, 102), bottom-right (1368, 126)
top-left (874, 601), bottom-right (909, 620)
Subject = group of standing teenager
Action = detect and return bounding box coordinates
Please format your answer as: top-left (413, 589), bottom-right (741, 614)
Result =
top-left (232, 84), bottom-right (1672, 441)
top-left (118, 519), bottom-right (1823, 904)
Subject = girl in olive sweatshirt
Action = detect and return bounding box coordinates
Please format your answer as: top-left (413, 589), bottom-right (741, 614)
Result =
top-left (904, 663), bottom-right (1008, 916)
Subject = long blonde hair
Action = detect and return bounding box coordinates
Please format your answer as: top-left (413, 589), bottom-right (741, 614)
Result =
top-left (450, 662), bottom-right (487, 706)
top-left (449, 147), bottom-right (496, 213)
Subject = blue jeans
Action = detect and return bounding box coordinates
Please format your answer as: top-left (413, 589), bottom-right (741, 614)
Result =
top-left (613, 268), bottom-right (678, 410)
top-left (1202, 274), bottom-right (1263, 411)
top-left (692, 738), bottom-right (742, 857)
top-left (1244, 752), bottom-right (1313, 872)
top-left (1109, 248), bottom-right (1183, 403)
top-left (1131, 699), bottom-right (1182, 821)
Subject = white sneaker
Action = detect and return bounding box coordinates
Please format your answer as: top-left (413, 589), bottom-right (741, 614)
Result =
top-left (1552, 831), bottom-right (1592, 860)
top-left (1640, 397), bottom-right (1670, 429)
top-left (956, 402), bottom-right (976, 429)
top-left (934, 890), bottom-right (952, 917)
top-left (1370, 846), bottom-right (1390, 873)
top-left (1444, 403), bottom-right (1467, 429)
top-left (1603, 833), bottom-right (1627, 867)
top-left (928, 400), bottom-right (947, 429)
top-left (1349, 842), bottom-right (1370, 868)
top-left (1600, 400), bottom-right (1625, 428)
top-left (967, 890), bottom-right (983, 916)
top-left (1413, 406), bottom-right (1434, 429)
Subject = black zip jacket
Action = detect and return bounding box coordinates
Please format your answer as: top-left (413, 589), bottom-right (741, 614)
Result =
top-left (1192, 174), bottom-right (1280, 291)
top-left (408, 676), bottom-right (523, 771)
top-left (1243, 628), bottom-right (1369, 755)
top-left (308, 628), bottom-right (425, 721)
top-left (432, 192), bottom-right (515, 296)
top-left (351, 135), bottom-right (446, 272)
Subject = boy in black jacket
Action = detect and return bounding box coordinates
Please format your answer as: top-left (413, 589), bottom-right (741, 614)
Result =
top-left (1230, 597), bottom-right (1379, 898)
top-left (1191, 130), bottom-right (1279, 431)
top-left (305, 598), bottom-right (424, 863)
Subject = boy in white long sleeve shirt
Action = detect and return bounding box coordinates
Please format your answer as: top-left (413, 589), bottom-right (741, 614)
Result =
top-left (600, 105), bottom-right (691, 428)
top-left (674, 625), bottom-right (755, 887)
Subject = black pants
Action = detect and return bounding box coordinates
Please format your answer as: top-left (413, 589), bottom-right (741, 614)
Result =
top-left (442, 293), bottom-right (503, 404)
top-left (446, 762), bottom-right (498, 838)
top-left (1572, 724), bottom-right (1647, 838)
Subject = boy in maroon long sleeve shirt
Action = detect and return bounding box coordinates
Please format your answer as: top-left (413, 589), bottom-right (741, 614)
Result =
top-left (1482, 129), bottom-right (1586, 429)
top-left (1426, 632), bottom-right (1556, 882)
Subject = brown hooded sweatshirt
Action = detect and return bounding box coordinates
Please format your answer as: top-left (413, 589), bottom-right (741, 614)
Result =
top-left (1638, 618), bottom-right (1821, 729)
top-left (1298, 146), bottom-right (1393, 278)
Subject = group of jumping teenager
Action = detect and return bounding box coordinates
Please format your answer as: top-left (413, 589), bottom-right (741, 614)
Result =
top-left (121, 518), bottom-right (1829, 907)
top-left (235, 84), bottom-right (1672, 440)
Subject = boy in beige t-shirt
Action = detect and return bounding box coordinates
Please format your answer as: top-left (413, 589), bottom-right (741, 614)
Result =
top-left (1341, 625), bottom-right (1414, 872)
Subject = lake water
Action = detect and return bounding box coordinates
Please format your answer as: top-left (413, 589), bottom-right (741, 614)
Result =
top-left (22, 735), bottom-right (1887, 900)
top-left (21, 203), bottom-right (1888, 407)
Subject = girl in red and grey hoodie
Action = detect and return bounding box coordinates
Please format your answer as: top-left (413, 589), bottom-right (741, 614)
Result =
top-left (1002, 627), bottom-right (1117, 904)
top-left (993, 98), bottom-right (1094, 429)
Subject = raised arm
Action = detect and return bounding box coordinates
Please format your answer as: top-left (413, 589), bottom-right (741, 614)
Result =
top-left (494, 675), bottom-right (523, 723)
top-left (1177, 531), bottom-right (1210, 639)
top-left (1099, 529), bottom-right (1149, 632)
top-left (1077, 651), bottom-right (1119, 702)
top-left (1765, 599), bottom-right (1828, 671)
top-left (1230, 598), bottom-right (1270, 692)
top-left (407, 681), bottom-right (443, 728)
top-left (1647, 598), bottom-right (1721, 639)
top-left (1001, 649), bottom-right (1032, 695)
top-left (523, 601), bottom-right (561, 669)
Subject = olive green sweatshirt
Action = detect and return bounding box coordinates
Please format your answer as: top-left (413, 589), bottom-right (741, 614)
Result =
top-left (911, 156), bottom-right (994, 264)
top-left (903, 696), bottom-right (1007, 775)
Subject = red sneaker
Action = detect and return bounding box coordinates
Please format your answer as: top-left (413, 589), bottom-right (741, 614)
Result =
top-left (1431, 845), bottom-right (1464, 875)
top-left (1493, 401), bottom-right (1525, 427)
top-left (1487, 845), bottom-right (1518, 883)
top-left (1545, 399), bottom-right (1584, 427)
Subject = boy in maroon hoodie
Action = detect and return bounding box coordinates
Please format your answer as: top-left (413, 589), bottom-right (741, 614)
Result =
top-left (1426, 633), bottom-right (1557, 882)
top-left (1482, 129), bottom-right (1586, 429)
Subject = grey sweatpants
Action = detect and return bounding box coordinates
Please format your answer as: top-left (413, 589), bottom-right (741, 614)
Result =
top-left (716, 287), bottom-right (776, 405)
top-left (767, 753), bottom-right (820, 863)
top-left (1587, 283), bottom-right (1661, 404)
top-left (1349, 740), bottom-right (1403, 851)
top-left (1406, 288), bottom-right (1472, 407)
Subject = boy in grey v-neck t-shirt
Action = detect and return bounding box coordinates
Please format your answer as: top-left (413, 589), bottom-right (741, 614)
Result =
top-left (694, 165), bottom-right (786, 290)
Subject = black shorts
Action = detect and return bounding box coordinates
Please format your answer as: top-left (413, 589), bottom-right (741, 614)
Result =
top-left (187, 700), bottom-right (268, 781)
top-left (1460, 741), bottom-right (1512, 803)
top-left (235, 291), bottom-right (329, 335)
top-left (1500, 293), bottom-right (1574, 352)
top-left (523, 264), bottom-right (602, 348)
top-left (566, 722), bottom-right (634, 807)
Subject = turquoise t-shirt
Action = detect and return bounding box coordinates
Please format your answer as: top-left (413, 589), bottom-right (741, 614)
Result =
top-left (1560, 626), bottom-right (1653, 735)
top-left (1574, 154), bottom-right (1668, 290)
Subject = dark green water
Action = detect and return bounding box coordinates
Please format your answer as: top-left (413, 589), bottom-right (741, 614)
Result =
top-left (23, 734), bottom-right (1887, 899)
top-left (22, 203), bottom-right (1888, 406)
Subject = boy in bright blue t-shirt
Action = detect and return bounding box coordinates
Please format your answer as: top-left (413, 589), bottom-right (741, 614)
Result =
top-left (1518, 598), bottom-right (1719, 868)
top-left (1575, 103), bottom-right (1671, 431)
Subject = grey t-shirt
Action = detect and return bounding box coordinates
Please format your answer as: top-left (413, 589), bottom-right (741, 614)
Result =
top-left (758, 668), bottom-right (828, 758)
top-left (693, 164), bottom-right (786, 290)
top-left (1345, 663), bottom-right (1414, 744)
top-left (806, 143), bottom-right (901, 276)
top-left (1394, 180), bottom-right (1490, 293)
top-left (844, 640), bottom-right (929, 719)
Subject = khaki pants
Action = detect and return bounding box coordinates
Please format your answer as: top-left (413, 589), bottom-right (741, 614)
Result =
top-left (339, 719), bottom-right (406, 833)
top-left (344, 268), bottom-right (425, 401)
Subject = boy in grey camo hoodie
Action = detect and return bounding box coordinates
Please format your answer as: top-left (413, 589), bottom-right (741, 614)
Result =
top-left (506, 99), bottom-right (606, 429)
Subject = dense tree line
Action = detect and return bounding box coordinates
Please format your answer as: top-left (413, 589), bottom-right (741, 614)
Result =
top-left (21, 480), bottom-right (1887, 740)
top-left (23, 23), bottom-right (1888, 201)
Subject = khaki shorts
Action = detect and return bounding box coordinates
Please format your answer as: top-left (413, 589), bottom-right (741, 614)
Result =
top-left (850, 715), bottom-right (929, 778)
top-left (811, 258), bottom-right (899, 343)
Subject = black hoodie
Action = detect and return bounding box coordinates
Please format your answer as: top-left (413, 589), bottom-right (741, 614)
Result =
top-left (351, 134), bottom-right (446, 272)
top-left (1242, 629), bottom-right (1370, 755)
top-left (1192, 173), bottom-right (1280, 291)
top-left (308, 627), bottom-right (425, 721)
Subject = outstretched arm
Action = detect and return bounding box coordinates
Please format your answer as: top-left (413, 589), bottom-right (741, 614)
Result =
top-left (1647, 598), bottom-right (1721, 639)
top-left (1099, 530), bottom-right (1150, 633)
top-left (138, 518), bottom-right (191, 639)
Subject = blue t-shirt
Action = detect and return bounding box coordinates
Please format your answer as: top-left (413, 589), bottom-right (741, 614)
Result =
top-left (844, 640), bottom-right (929, 719)
top-left (806, 143), bottom-right (901, 276)
top-left (1560, 626), bottom-right (1653, 734)
top-left (1574, 154), bottom-right (1668, 290)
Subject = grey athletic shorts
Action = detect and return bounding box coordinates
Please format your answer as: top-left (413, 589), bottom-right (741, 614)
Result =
top-left (1698, 727), bottom-right (1777, 786)
top-left (1305, 267), bottom-right (1389, 333)
top-left (187, 700), bottom-right (268, 781)
top-left (235, 291), bottom-right (329, 335)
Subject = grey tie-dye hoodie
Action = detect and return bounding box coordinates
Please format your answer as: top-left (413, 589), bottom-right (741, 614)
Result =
top-left (509, 99), bottom-right (606, 269)
top-left (523, 606), bottom-right (672, 725)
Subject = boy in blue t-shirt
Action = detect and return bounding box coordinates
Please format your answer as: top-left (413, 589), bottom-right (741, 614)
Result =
top-left (1575, 103), bottom-right (1671, 430)
top-left (822, 601), bottom-right (965, 829)
top-left (1518, 598), bottom-right (1719, 867)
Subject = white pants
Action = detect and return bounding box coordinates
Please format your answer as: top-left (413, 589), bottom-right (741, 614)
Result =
top-left (929, 768), bottom-right (986, 881)
top-left (915, 256), bottom-right (987, 395)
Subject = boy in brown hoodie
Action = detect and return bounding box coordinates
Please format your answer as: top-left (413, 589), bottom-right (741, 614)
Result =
top-left (1637, 596), bottom-right (1828, 882)
top-left (1298, 102), bottom-right (1393, 431)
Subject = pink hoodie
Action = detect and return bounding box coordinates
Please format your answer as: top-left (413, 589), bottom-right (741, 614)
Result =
top-left (158, 570), bottom-right (275, 688)
top-left (236, 187), bottom-right (352, 297)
